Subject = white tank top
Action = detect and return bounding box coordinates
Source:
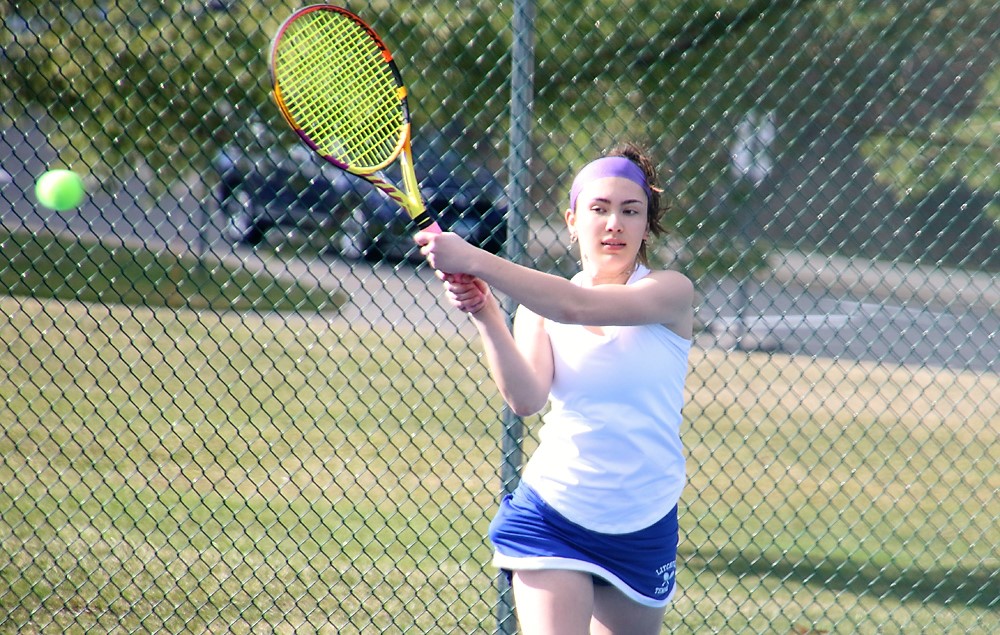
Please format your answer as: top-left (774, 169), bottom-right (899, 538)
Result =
top-left (521, 265), bottom-right (692, 534)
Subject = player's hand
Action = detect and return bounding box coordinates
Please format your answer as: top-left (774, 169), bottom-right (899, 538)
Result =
top-left (414, 231), bottom-right (478, 275)
top-left (438, 271), bottom-right (492, 315)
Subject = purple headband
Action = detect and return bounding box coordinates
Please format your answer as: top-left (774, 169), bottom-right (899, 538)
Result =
top-left (569, 156), bottom-right (652, 210)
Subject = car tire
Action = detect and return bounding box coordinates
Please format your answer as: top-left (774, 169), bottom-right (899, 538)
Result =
top-left (223, 189), bottom-right (267, 246)
top-left (481, 225), bottom-right (508, 255)
top-left (336, 208), bottom-right (375, 261)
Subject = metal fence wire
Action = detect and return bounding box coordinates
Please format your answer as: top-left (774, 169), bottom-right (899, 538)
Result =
top-left (1, 0), bottom-right (998, 633)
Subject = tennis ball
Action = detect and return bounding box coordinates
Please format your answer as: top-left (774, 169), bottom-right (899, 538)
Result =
top-left (35, 169), bottom-right (86, 211)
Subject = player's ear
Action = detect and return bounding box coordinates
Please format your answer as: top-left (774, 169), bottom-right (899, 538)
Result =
top-left (564, 207), bottom-right (579, 243)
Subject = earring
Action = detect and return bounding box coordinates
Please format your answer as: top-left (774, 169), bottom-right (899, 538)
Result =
top-left (569, 232), bottom-right (578, 244)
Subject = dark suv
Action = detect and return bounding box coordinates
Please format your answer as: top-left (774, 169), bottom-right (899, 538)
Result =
top-left (214, 125), bottom-right (507, 261)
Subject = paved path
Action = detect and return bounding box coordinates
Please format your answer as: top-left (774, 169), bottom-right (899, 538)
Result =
top-left (3, 116), bottom-right (995, 371)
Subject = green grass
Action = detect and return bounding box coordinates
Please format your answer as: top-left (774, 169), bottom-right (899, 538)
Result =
top-left (0, 241), bottom-right (997, 633)
top-left (675, 351), bottom-right (1000, 634)
top-left (0, 297), bottom-right (500, 633)
top-left (0, 229), bottom-right (345, 313)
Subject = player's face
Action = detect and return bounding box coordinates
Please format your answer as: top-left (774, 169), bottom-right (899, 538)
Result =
top-left (567, 177), bottom-right (649, 282)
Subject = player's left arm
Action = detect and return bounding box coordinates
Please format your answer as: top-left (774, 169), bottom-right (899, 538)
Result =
top-left (416, 231), bottom-right (694, 336)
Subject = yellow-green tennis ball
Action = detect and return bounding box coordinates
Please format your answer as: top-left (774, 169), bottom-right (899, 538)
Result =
top-left (35, 169), bottom-right (85, 211)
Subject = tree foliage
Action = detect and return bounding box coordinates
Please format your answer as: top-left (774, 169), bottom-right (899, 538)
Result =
top-left (2, 0), bottom-right (996, 230)
top-left (2, 0), bottom-right (282, 180)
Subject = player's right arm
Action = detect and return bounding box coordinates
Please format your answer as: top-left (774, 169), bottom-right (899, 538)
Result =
top-left (443, 276), bottom-right (552, 417)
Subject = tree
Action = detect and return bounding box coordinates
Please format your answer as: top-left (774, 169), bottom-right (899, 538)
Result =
top-left (1, 1), bottom-right (278, 184)
top-left (3, 0), bottom-right (995, 265)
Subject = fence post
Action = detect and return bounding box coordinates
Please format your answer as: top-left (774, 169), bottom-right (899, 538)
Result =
top-left (498, 0), bottom-right (534, 632)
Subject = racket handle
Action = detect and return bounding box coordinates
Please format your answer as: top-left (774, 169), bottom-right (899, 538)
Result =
top-left (415, 216), bottom-right (442, 234)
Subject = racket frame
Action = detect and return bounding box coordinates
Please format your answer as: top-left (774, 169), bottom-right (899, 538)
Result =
top-left (269, 4), bottom-right (440, 232)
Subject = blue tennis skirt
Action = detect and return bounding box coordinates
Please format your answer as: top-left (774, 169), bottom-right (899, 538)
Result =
top-left (488, 484), bottom-right (679, 608)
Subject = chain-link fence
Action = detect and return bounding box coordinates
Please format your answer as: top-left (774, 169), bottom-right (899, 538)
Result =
top-left (2, 1), bottom-right (998, 633)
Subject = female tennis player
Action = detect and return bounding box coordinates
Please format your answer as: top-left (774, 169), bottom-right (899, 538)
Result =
top-left (416, 143), bottom-right (694, 635)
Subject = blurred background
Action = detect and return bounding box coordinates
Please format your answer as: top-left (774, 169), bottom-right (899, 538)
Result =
top-left (1, 1), bottom-right (997, 633)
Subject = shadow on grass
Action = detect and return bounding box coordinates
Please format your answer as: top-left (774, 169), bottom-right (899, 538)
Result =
top-left (685, 548), bottom-right (1000, 610)
top-left (0, 229), bottom-right (346, 313)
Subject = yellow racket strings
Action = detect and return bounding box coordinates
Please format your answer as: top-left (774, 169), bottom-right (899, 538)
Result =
top-left (276, 10), bottom-right (403, 169)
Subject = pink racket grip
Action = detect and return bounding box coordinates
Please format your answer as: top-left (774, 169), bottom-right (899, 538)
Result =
top-left (416, 217), bottom-right (443, 234)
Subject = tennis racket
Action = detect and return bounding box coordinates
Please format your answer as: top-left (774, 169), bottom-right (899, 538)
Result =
top-left (269, 4), bottom-right (442, 233)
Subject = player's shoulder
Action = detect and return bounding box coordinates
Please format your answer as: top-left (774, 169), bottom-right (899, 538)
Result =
top-left (645, 268), bottom-right (691, 282)
top-left (642, 269), bottom-right (695, 337)
top-left (642, 268), bottom-right (694, 296)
